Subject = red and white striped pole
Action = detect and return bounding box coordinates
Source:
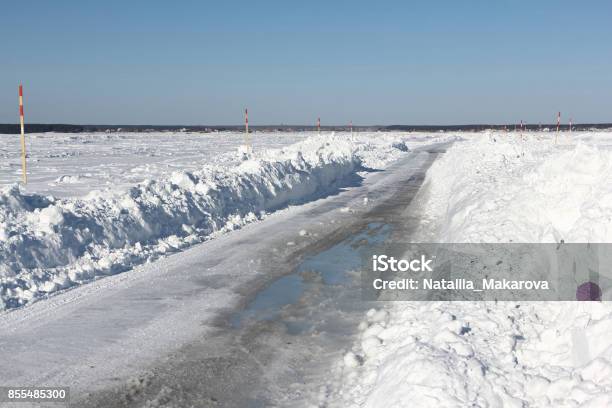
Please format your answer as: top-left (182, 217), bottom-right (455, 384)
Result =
top-left (245, 108), bottom-right (250, 152)
top-left (19, 84), bottom-right (27, 184)
top-left (317, 117), bottom-right (320, 135)
top-left (555, 111), bottom-right (561, 144)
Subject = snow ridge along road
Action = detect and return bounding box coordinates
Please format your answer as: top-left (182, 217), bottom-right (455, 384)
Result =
top-left (0, 132), bottom-right (450, 310)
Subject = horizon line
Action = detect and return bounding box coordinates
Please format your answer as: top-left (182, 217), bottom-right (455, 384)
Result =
top-left (1, 122), bottom-right (612, 128)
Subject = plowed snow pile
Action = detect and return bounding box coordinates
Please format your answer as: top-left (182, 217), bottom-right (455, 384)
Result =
top-left (333, 132), bottom-right (612, 407)
top-left (0, 132), bottom-right (445, 310)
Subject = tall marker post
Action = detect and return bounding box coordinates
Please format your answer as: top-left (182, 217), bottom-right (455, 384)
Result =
top-left (569, 117), bottom-right (573, 132)
top-left (350, 120), bottom-right (353, 137)
top-left (18, 84), bottom-right (27, 184)
top-left (317, 117), bottom-right (321, 136)
top-left (555, 111), bottom-right (561, 144)
top-left (245, 108), bottom-right (250, 153)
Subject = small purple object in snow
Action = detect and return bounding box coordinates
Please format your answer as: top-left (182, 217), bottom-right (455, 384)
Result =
top-left (576, 282), bottom-right (601, 301)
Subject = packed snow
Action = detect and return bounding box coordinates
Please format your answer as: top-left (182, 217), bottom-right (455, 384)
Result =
top-left (332, 131), bottom-right (612, 407)
top-left (0, 131), bottom-right (450, 310)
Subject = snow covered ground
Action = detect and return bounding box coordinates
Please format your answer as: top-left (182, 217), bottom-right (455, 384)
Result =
top-left (0, 131), bottom-right (451, 310)
top-left (0, 131), bottom-right (310, 198)
top-left (6, 129), bottom-right (612, 407)
top-left (332, 131), bottom-right (612, 407)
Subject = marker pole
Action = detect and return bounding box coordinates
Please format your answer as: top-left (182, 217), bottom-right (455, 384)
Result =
top-left (245, 108), bottom-right (250, 152)
top-left (350, 120), bottom-right (353, 137)
top-left (317, 117), bottom-right (320, 136)
top-left (19, 84), bottom-right (27, 184)
top-left (555, 111), bottom-right (560, 144)
top-left (569, 117), bottom-right (573, 133)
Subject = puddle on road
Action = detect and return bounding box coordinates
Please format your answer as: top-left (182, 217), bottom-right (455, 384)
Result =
top-left (230, 222), bottom-right (392, 331)
top-left (76, 148), bottom-right (447, 408)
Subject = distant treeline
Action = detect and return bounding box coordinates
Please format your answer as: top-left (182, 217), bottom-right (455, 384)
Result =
top-left (0, 123), bottom-right (611, 134)
top-left (386, 124), bottom-right (612, 132)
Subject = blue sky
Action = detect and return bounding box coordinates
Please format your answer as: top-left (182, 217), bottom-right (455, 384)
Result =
top-left (0, 1), bottom-right (611, 125)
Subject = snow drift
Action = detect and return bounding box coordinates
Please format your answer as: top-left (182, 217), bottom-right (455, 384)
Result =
top-left (413, 132), bottom-right (612, 243)
top-left (332, 132), bottom-right (612, 407)
top-left (0, 134), bottom-right (413, 310)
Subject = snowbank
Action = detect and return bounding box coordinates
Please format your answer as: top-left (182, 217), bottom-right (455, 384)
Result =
top-left (413, 132), bottom-right (612, 243)
top-left (0, 133), bottom-right (416, 310)
top-left (338, 301), bottom-right (612, 407)
top-left (333, 132), bottom-right (612, 407)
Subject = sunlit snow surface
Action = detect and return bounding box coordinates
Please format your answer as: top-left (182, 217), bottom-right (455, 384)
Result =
top-left (0, 131), bottom-right (450, 310)
top-left (0, 131), bottom-right (312, 197)
top-left (4, 130), bottom-right (612, 406)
